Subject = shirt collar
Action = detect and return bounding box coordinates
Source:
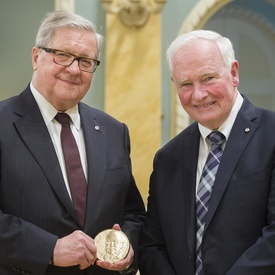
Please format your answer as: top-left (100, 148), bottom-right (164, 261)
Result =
top-left (30, 82), bottom-right (81, 130)
top-left (199, 91), bottom-right (243, 141)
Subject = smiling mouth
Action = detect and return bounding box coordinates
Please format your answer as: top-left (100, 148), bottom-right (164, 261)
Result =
top-left (60, 78), bottom-right (79, 85)
top-left (196, 102), bottom-right (215, 108)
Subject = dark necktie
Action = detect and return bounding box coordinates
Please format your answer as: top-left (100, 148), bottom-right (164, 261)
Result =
top-left (195, 131), bottom-right (225, 275)
top-left (55, 113), bottom-right (87, 227)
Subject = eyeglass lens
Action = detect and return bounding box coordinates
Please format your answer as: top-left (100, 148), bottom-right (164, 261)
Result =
top-left (54, 51), bottom-right (97, 72)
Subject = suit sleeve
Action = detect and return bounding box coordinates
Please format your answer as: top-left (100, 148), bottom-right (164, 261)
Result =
top-left (0, 211), bottom-right (58, 274)
top-left (138, 153), bottom-right (177, 275)
top-left (119, 124), bottom-right (146, 273)
top-left (226, 164), bottom-right (275, 274)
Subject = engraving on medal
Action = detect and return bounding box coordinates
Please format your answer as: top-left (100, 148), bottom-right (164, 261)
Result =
top-left (95, 229), bottom-right (130, 263)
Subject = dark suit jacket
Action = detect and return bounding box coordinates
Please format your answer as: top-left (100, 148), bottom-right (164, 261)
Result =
top-left (0, 85), bottom-right (145, 275)
top-left (139, 96), bottom-right (275, 275)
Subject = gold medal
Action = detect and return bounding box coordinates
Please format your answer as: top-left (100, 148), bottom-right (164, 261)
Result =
top-left (95, 229), bottom-right (130, 263)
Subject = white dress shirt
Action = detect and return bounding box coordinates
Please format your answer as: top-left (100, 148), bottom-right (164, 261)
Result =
top-left (30, 82), bottom-right (88, 199)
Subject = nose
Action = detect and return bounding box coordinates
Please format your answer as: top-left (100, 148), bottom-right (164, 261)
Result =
top-left (192, 83), bottom-right (207, 101)
top-left (67, 59), bottom-right (81, 74)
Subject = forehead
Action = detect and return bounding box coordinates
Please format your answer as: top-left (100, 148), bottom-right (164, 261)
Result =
top-left (172, 40), bottom-right (225, 77)
top-left (176, 39), bottom-right (222, 63)
top-left (50, 28), bottom-right (97, 53)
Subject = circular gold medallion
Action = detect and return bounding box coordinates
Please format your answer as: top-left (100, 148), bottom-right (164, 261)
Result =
top-left (95, 229), bottom-right (130, 263)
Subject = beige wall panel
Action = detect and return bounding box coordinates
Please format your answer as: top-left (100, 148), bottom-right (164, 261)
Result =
top-left (105, 13), bottom-right (161, 202)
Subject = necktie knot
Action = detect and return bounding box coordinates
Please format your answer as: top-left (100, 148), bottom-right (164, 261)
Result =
top-left (55, 113), bottom-right (70, 125)
top-left (207, 131), bottom-right (225, 146)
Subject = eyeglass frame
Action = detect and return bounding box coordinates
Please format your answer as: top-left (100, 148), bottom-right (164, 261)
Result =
top-left (39, 47), bottom-right (100, 73)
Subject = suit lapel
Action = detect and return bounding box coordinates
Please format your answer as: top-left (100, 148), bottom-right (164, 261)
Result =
top-left (79, 105), bottom-right (106, 231)
top-left (182, 125), bottom-right (201, 255)
top-left (13, 88), bottom-right (79, 224)
top-left (205, 98), bottom-right (258, 232)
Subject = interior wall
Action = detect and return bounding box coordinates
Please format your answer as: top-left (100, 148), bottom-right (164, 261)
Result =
top-left (104, 11), bottom-right (162, 202)
top-left (0, 0), bottom-right (54, 100)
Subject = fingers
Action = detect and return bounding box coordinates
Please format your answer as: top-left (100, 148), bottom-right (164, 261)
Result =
top-left (96, 245), bottom-right (134, 271)
top-left (53, 230), bottom-right (97, 269)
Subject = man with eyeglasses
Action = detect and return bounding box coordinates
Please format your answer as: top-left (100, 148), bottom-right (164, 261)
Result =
top-left (0, 10), bottom-right (145, 275)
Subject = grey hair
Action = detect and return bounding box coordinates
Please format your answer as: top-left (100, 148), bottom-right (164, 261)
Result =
top-left (35, 10), bottom-right (104, 59)
top-left (166, 30), bottom-right (235, 74)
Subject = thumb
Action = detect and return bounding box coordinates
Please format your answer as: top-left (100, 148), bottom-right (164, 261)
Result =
top-left (112, 223), bottom-right (121, 231)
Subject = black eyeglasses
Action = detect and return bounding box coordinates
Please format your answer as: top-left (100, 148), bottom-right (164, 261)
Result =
top-left (39, 47), bottom-right (100, 73)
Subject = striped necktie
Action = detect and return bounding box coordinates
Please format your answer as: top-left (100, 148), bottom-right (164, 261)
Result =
top-left (195, 131), bottom-right (225, 275)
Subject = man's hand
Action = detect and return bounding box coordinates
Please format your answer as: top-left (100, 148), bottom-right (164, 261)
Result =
top-left (53, 230), bottom-right (97, 270)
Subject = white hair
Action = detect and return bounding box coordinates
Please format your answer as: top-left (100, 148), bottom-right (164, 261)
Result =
top-left (166, 30), bottom-right (235, 74)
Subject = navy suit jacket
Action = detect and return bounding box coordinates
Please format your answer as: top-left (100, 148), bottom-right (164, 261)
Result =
top-left (0, 85), bottom-right (145, 275)
top-left (139, 96), bottom-right (275, 275)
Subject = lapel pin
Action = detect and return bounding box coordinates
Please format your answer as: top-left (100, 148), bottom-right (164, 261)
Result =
top-left (95, 126), bottom-right (100, 131)
top-left (244, 128), bottom-right (250, 133)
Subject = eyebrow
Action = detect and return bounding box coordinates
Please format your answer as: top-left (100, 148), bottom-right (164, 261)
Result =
top-left (176, 71), bottom-right (217, 86)
top-left (60, 49), bottom-right (95, 60)
top-left (201, 71), bottom-right (216, 77)
top-left (46, 47), bottom-right (95, 60)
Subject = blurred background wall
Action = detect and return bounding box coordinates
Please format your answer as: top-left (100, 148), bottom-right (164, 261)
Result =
top-left (1, 0), bottom-right (275, 203)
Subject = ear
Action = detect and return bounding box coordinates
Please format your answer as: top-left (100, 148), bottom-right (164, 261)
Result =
top-left (231, 60), bottom-right (239, 87)
top-left (32, 47), bottom-right (39, 70)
